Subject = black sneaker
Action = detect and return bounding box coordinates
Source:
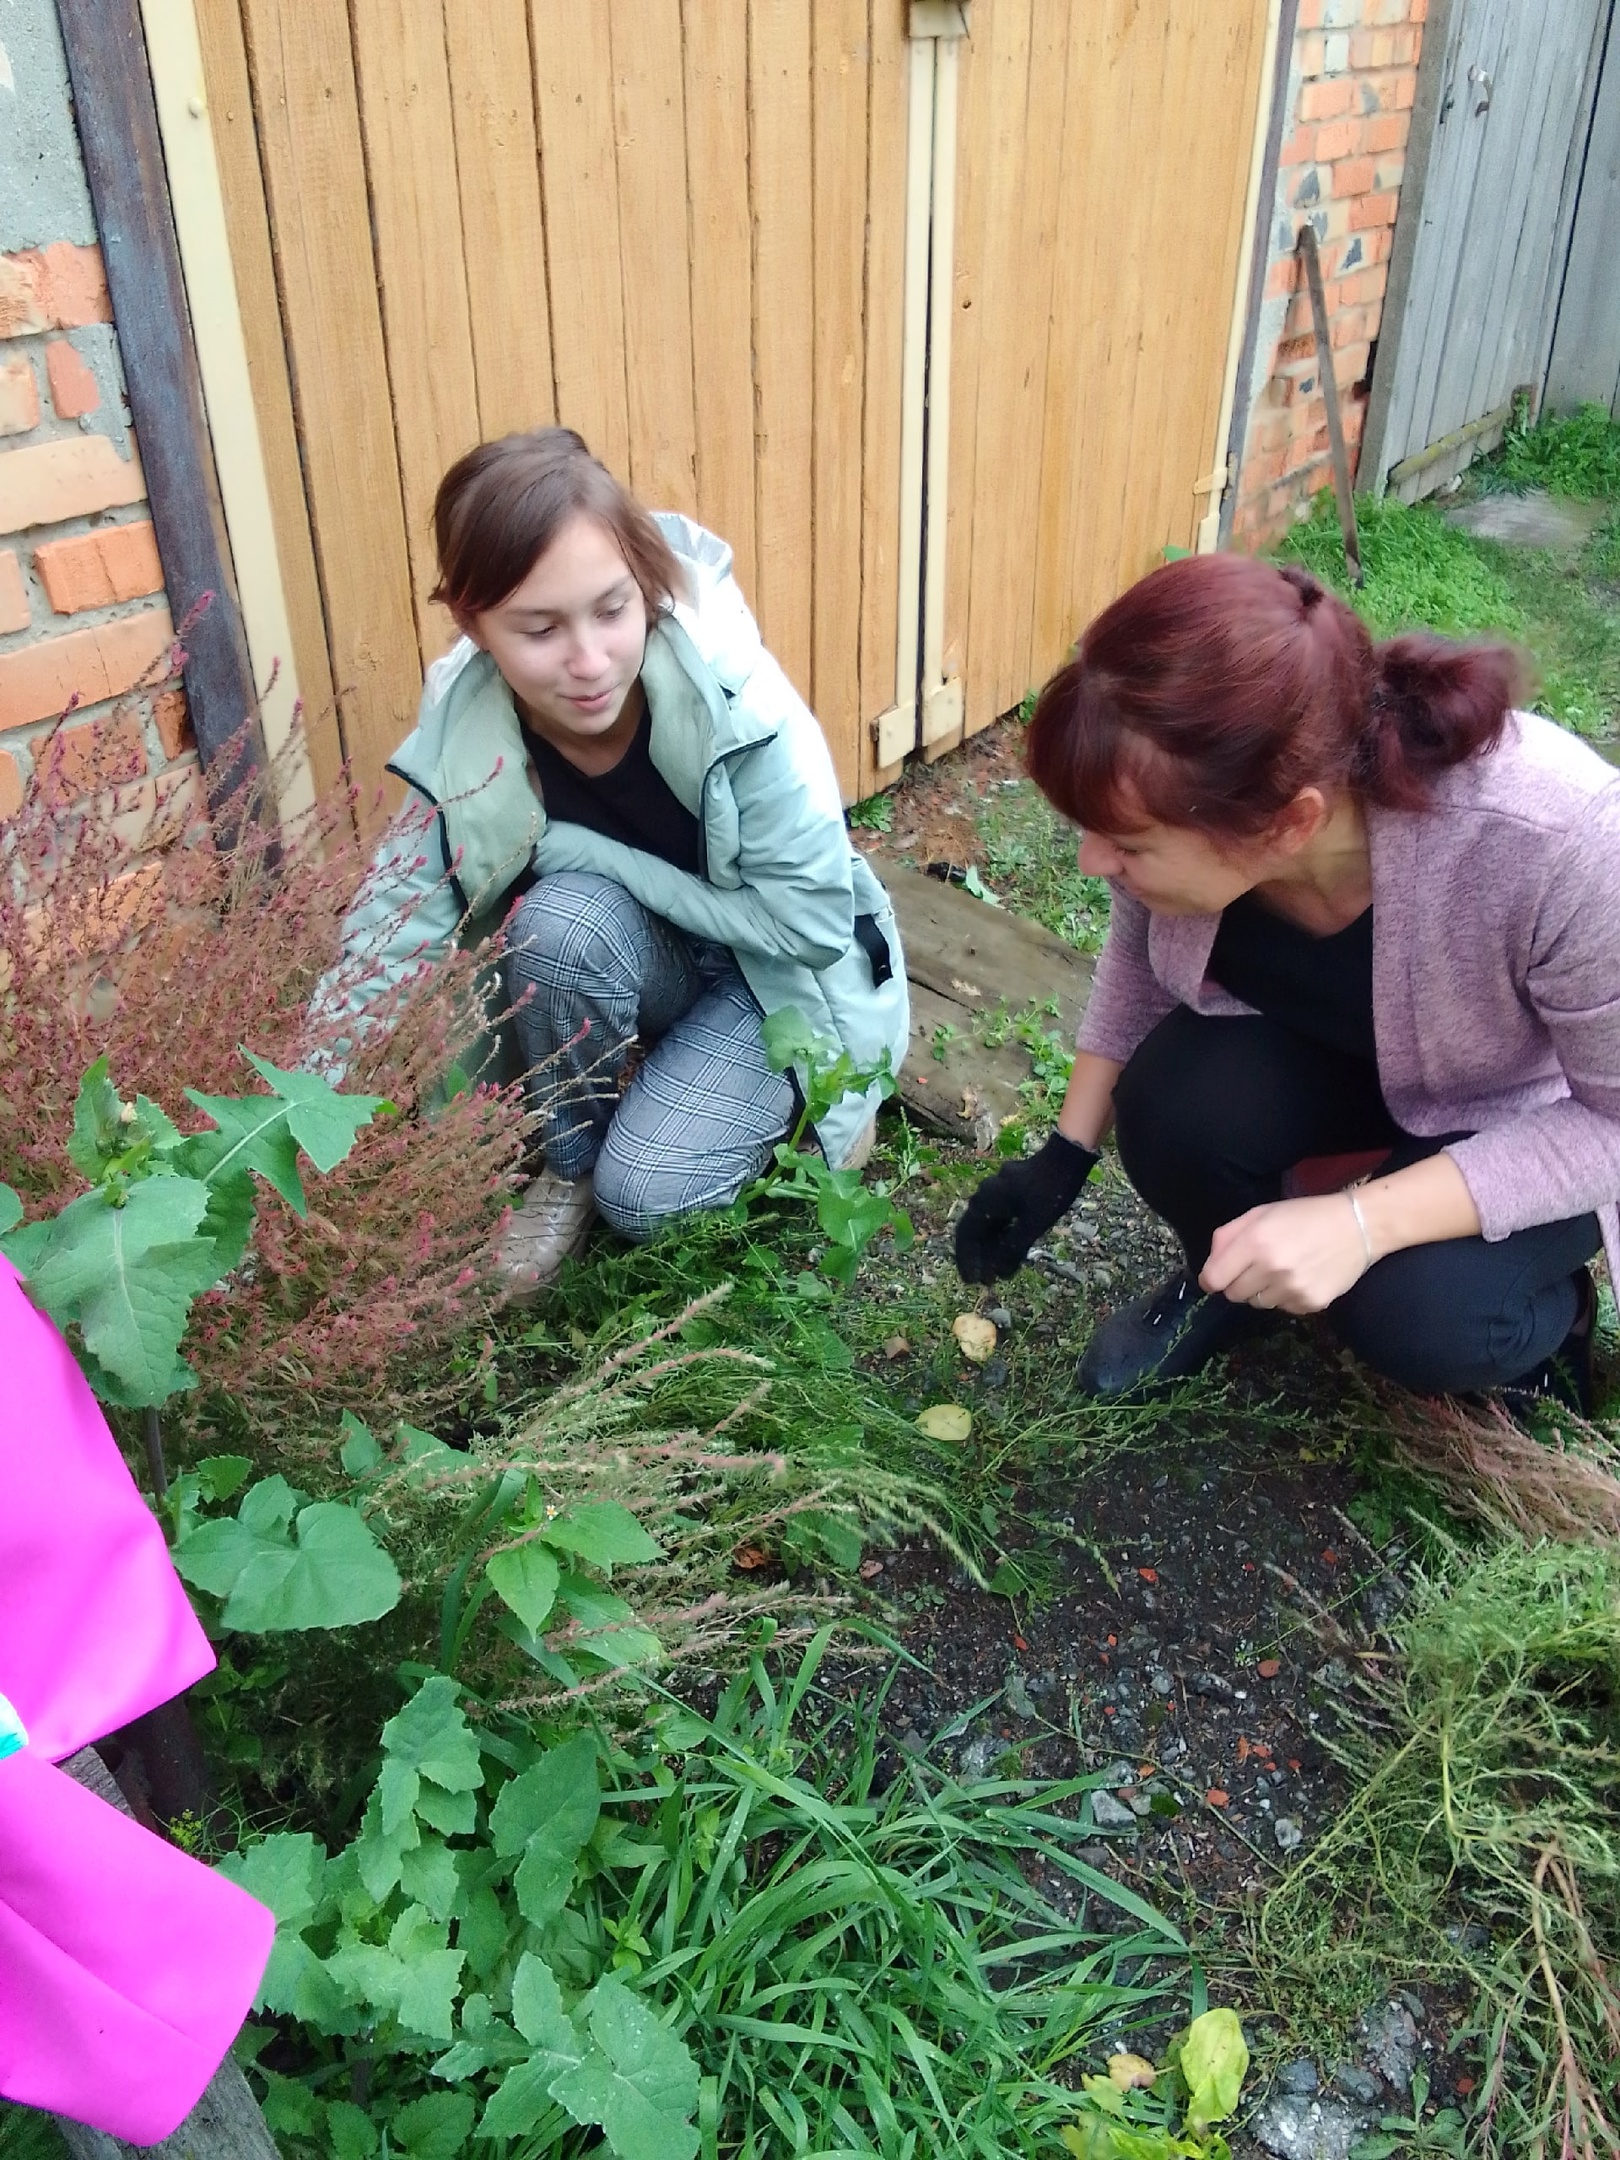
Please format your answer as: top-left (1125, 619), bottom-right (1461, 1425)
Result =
top-left (1501, 1267), bottom-right (1597, 1419)
top-left (1075, 1270), bottom-right (1283, 1399)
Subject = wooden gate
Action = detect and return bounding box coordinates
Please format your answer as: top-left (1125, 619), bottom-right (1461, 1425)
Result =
top-left (184, 0), bottom-right (1272, 821)
top-left (1360, 0), bottom-right (1612, 499)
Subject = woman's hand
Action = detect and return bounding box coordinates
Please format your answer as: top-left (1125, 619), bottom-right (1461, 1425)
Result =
top-left (1200, 1193), bottom-right (1370, 1315)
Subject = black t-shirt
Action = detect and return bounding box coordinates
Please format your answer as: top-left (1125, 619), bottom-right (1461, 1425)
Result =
top-left (520, 697), bottom-right (703, 877)
top-left (1207, 892), bottom-right (1376, 1062)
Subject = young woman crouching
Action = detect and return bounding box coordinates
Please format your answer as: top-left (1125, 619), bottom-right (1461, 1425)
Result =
top-left (956, 552), bottom-right (1620, 1414)
top-left (320, 428), bottom-right (909, 1296)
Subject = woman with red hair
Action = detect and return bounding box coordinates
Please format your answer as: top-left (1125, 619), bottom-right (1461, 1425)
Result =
top-left (955, 553), bottom-right (1620, 1412)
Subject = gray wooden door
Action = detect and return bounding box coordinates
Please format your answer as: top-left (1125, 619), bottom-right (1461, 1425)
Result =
top-left (1546, 9), bottom-right (1620, 417)
top-left (1361, 0), bottom-right (1611, 497)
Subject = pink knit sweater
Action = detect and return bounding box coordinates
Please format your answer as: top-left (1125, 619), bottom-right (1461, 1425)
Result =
top-left (1076, 712), bottom-right (1620, 1274)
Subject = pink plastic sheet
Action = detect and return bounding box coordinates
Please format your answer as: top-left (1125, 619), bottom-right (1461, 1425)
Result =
top-left (0, 1255), bottom-right (275, 2144)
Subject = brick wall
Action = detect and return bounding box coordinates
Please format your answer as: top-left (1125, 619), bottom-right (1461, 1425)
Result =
top-left (1228, 0), bottom-right (1427, 550)
top-left (0, 0), bottom-right (196, 825)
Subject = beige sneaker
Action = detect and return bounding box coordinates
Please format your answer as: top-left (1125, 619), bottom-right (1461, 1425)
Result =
top-left (497, 1170), bottom-right (596, 1304)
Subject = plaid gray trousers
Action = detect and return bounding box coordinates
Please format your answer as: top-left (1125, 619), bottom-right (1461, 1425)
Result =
top-left (505, 871), bottom-right (795, 1240)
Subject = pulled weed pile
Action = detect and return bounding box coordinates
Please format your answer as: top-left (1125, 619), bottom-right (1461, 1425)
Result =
top-left (1253, 1533), bottom-right (1620, 2157)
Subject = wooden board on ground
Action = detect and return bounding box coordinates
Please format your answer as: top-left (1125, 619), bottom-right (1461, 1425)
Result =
top-left (872, 857), bottom-right (1094, 1148)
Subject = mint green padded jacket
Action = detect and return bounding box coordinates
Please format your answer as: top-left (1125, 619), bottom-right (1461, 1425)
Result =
top-left (314, 515), bottom-right (910, 1170)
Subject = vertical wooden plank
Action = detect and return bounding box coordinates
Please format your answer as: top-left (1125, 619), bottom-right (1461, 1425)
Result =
top-left (747, 0), bottom-right (814, 699)
top-left (443, 0), bottom-right (556, 440)
top-left (1547, 10), bottom-right (1620, 415)
top-left (810, 0), bottom-right (869, 792)
top-left (531, 0), bottom-right (631, 474)
top-left (608, 0), bottom-right (699, 512)
top-left (958, 0), bottom-right (1034, 733)
top-left (941, 9), bottom-right (990, 710)
top-left (683, 0), bottom-right (758, 593)
top-left (350, 0), bottom-right (482, 665)
top-left (858, 0), bottom-right (909, 795)
top-left (239, 0), bottom-right (420, 828)
top-left (194, 0), bottom-right (342, 802)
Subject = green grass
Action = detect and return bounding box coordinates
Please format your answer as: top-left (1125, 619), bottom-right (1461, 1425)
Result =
top-left (1489, 402), bottom-right (1620, 500)
top-left (969, 774), bottom-right (1113, 953)
top-left (1277, 476), bottom-right (1620, 741)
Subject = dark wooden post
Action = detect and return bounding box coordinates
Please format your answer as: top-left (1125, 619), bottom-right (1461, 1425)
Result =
top-left (53, 0), bottom-right (267, 816)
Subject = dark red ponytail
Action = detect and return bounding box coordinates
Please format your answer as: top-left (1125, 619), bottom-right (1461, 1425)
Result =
top-left (1026, 553), bottom-right (1523, 840)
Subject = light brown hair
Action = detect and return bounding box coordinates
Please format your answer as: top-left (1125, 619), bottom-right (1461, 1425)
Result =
top-left (430, 427), bottom-right (686, 622)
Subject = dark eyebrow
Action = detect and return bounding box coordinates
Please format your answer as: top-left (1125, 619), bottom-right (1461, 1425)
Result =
top-left (505, 577), bottom-right (636, 622)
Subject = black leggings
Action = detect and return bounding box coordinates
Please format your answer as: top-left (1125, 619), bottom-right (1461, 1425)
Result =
top-left (1112, 1006), bottom-right (1601, 1395)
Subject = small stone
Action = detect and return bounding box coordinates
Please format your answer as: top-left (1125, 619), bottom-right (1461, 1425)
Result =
top-left (1332, 2065), bottom-right (1380, 2107)
top-left (1277, 2060), bottom-right (1320, 2097)
top-left (1190, 1671), bottom-right (1236, 1700)
top-left (1361, 2001), bottom-right (1419, 2090)
top-left (1251, 2094), bottom-right (1376, 2160)
top-left (1003, 1670), bottom-right (1037, 1719)
top-left (987, 1305), bottom-right (1012, 1328)
top-left (897, 1728), bottom-right (927, 1755)
top-left (1090, 1789), bottom-right (1139, 1830)
top-left (1100, 1759), bottom-right (1137, 1787)
top-left (1090, 1264), bottom-right (1115, 1288)
top-left (1274, 1815), bottom-right (1304, 1851)
top-left (959, 1735), bottom-right (999, 1780)
top-left (1444, 1920), bottom-right (1491, 1952)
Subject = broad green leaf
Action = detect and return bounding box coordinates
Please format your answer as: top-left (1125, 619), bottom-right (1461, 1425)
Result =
top-left (486, 1543), bottom-right (560, 1634)
top-left (11, 1177), bottom-right (220, 1406)
top-left (324, 2102), bottom-right (379, 2160)
top-left (511, 1953), bottom-right (579, 2055)
top-left (66, 1057), bottom-right (126, 1180)
top-left (1178, 2007), bottom-right (1248, 2131)
top-left (540, 1502), bottom-right (661, 1571)
top-left (340, 1411), bottom-right (383, 1476)
top-left (549, 1574), bottom-right (661, 1669)
top-left (181, 1059), bottom-right (383, 1220)
top-left (413, 1781), bottom-right (478, 1837)
top-left (0, 1186), bottom-right (23, 1237)
top-left (396, 1945), bottom-right (465, 2041)
top-left (760, 1004), bottom-right (827, 1075)
top-left (197, 1166), bottom-right (257, 1278)
top-left (399, 1833), bottom-right (462, 1921)
top-left (175, 1482), bottom-right (401, 1632)
top-left (378, 1756), bottom-right (421, 1836)
top-left (381, 1676), bottom-right (484, 1793)
top-left (454, 1884), bottom-right (509, 1985)
top-left (353, 1790), bottom-right (419, 1904)
top-left (489, 1733), bottom-right (601, 1858)
top-left (550, 1977), bottom-right (700, 2160)
top-left (196, 1453), bottom-right (253, 1502)
top-left (243, 1051), bottom-right (387, 1171)
top-left (478, 1962), bottom-right (584, 2137)
top-left (390, 2091), bottom-right (475, 2160)
top-left (218, 1830), bottom-right (326, 1928)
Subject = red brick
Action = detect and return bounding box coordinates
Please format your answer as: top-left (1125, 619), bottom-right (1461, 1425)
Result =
top-left (34, 711), bottom-right (147, 802)
top-left (0, 245), bottom-right (111, 338)
top-left (1266, 254), bottom-right (1303, 299)
top-left (1276, 332), bottom-right (1317, 365)
top-left (1373, 154), bottom-right (1406, 194)
top-left (1350, 28), bottom-right (1395, 68)
top-left (34, 522), bottom-right (164, 614)
top-left (0, 354), bottom-right (39, 438)
top-left (1394, 72), bottom-right (1415, 108)
top-left (1332, 307), bottom-right (1369, 347)
top-left (45, 340), bottom-right (99, 420)
top-left (0, 436), bottom-right (146, 533)
top-left (152, 687), bottom-right (194, 760)
top-left (1350, 190), bottom-right (1400, 229)
top-left (1297, 0), bottom-right (1324, 25)
top-left (1362, 70), bottom-right (1406, 113)
top-left (1368, 0), bottom-right (1409, 21)
top-left (1245, 448), bottom-right (1289, 490)
top-left (0, 257), bottom-right (46, 339)
top-left (0, 606), bottom-right (173, 730)
top-left (1333, 155), bottom-right (1377, 197)
top-left (1300, 76), bottom-right (1356, 120)
top-left (1314, 118), bottom-right (1361, 161)
top-left (1363, 111), bottom-right (1411, 153)
top-left (1297, 32), bottom-right (1327, 75)
top-left (0, 548), bottom-right (27, 634)
top-left (1281, 125), bottom-right (1315, 164)
top-left (1410, 0), bottom-right (1428, 20)
top-left (1391, 25), bottom-right (1420, 62)
top-left (1334, 341), bottom-right (1373, 386)
top-left (1251, 406), bottom-right (1295, 449)
top-left (0, 748), bottom-right (23, 818)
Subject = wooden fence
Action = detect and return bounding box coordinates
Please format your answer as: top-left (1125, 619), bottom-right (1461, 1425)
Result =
top-left (184, 0), bottom-right (1273, 826)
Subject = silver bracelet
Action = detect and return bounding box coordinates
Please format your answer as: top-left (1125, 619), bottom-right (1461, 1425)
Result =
top-left (1346, 1186), bottom-right (1375, 1268)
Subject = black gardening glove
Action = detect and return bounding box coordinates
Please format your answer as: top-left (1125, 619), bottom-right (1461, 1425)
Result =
top-left (954, 1131), bottom-right (1100, 1284)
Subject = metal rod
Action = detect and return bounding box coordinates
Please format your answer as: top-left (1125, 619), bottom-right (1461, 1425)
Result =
top-left (1296, 223), bottom-right (1364, 586)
